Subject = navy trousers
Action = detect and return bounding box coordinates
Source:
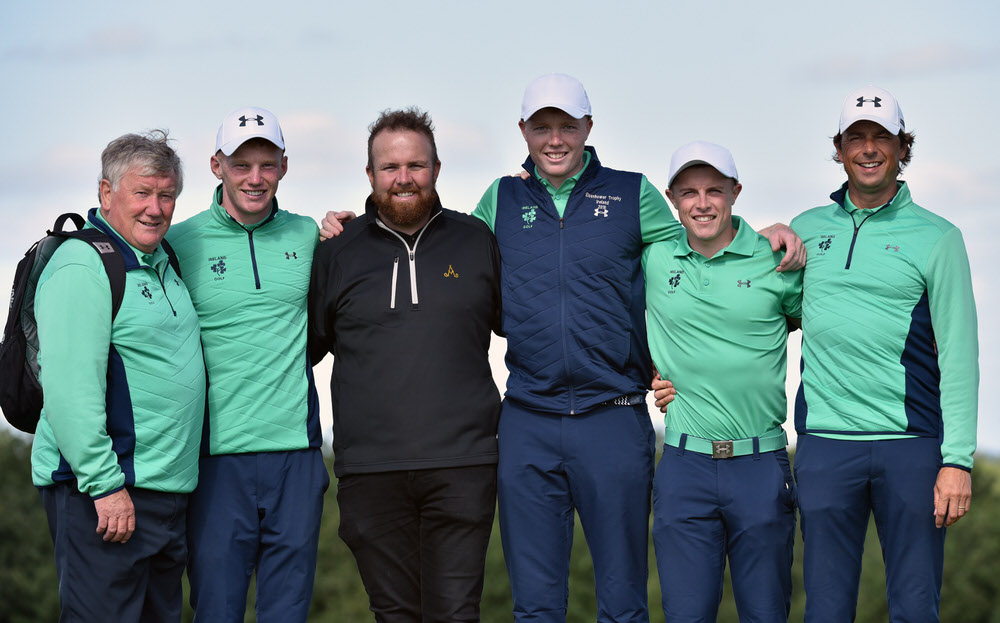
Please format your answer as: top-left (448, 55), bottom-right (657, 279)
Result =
top-left (40, 484), bottom-right (188, 623)
top-left (795, 435), bottom-right (946, 623)
top-left (497, 399), bottom-right (656, 623)
top-left (337, 464), bottom-right (497, 623)
top-left (652, 447), bottom-right (796, 622)
top-left (186, 448), bottom-right (329, 622)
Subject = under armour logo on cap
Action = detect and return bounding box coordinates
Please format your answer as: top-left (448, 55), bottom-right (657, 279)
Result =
top-left (238, 115), bottom-right (265, 127)
top-left (839, 86), bottom-right (904, 135)
top-left (856, 97), bottom-right (882, 108)
top-left (216, 106), bottom-right (285, 156)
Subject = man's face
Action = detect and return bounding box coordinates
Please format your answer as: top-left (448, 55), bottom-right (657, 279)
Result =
top-left (366, 129), bottom-right (441, 231)
top-left (519, 108), bottom-right (592, 189)
top-left (836, 120), bottom-right (907, 203)
top-left (99, 167), bottom-right (177, 254)
top-left (210, 139), bottom-right (287, 225)
top-left (666, 165), bottom-right (741, 257)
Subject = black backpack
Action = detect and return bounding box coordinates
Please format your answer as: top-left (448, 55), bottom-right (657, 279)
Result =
top-left (0, 213), bottom-right (180, 433)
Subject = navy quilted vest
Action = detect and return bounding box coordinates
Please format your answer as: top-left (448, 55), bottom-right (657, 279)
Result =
top-left (495, 148), bottom-right (649, 414)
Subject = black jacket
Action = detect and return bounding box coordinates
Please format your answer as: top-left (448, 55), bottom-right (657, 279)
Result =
top-left (309, 197), bottom-right (502, 477)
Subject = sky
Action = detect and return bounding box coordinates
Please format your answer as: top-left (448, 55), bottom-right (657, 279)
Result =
top-left (2, 1), bottom-right (998, 454)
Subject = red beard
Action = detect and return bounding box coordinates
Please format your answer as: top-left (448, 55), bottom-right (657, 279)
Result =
top-left (373, 188), bottom-right (439, 231)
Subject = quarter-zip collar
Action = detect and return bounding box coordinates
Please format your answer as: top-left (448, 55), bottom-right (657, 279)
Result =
top-left (830, 180), bottom-right (909, 217)
top-left (209, 184), bottom-right (280, 290)
top-left (364, 194), bottom-right (444, 310)
top-left (828, 181), bottom-right (911, 270)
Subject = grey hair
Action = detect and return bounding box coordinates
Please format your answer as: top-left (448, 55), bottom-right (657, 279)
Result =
top-left (98, 129), bottom-right (183, 201)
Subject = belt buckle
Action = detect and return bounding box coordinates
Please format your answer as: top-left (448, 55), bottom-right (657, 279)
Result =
top-left (712, 440), bottom-right (734, 459)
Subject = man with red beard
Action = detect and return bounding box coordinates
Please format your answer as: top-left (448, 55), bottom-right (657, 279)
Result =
top-left (308, 108), bottom-right (503, 622)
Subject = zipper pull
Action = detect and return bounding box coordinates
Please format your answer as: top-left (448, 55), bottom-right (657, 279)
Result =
top-left (560, 217), bottom-right (564, 229)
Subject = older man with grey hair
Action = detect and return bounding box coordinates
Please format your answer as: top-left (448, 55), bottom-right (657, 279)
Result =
top-left (31, 130), bottom-right (206, 622)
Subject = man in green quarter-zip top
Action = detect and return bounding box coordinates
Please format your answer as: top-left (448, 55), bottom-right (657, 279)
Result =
top-left (791, 86), bottom-right (979, 622)
top-left (32, 130), bottom-right (206, 622)
top-left (167, 107), bottom-right (329, 623)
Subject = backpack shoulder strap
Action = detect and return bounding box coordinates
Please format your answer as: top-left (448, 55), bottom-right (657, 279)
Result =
top-left (62, 229), bottom-right (128, 321)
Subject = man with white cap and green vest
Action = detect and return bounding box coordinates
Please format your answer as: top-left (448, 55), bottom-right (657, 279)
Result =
top-left (167, 107), bottom-right (329, 622)
top-left (790, 86), bottom-right (978, 621)
top-left (644, 141), bottom-right (801, 622)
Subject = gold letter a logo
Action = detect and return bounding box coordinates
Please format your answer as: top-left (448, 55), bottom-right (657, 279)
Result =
top-left (443, 265), bottom-right (459, 278)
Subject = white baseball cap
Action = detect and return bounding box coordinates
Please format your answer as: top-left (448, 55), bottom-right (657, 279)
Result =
top-left (838, 86), bottom-right (905, 135)
top-left (215, 106), bottom-right (285, 156)
top-left (667, 141), bottom-right (739, 188)
top-left (521, 73), bottom-right (592, 121)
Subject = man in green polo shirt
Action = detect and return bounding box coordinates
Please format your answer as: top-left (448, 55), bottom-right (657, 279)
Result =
top-left (644, 141), bottom-right (801, 622)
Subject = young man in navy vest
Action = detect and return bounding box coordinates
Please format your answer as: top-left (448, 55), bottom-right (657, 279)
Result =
top-left (472, 74), bottom-right (803, 623)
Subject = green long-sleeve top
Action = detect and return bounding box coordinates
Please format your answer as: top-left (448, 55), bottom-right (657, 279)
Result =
top-left (31, 210), bottom-right (206, 497)
top-left (166, 188), bottom-right (321, 455)
top-left (791, 182), bottom-right (979, 470)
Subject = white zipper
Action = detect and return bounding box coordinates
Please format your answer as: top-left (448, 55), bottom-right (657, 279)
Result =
top-left (390, 256), bottom-right (399, 309)
top-left (377, 212), bottom-right (441, 308)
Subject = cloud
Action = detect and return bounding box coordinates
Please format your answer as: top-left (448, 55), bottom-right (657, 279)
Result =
top-left (3, 26), bottom-right (154, 62)
top-left (2, 24), bottom-right (333, 64)
top-left (279, 110), bottom-right (365, 179)
top-left (906, 158), bottom-right (998, 211)
top-left (0, 142), bottom-right (99, 196)
top-left (798, 42), bottom-right (1000, 80)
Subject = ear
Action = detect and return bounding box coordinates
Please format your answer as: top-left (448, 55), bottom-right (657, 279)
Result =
top-left (210, 154), bottom-right (224, 180)
top-left (833, 137), bottom-right (845, 167)
top-left (518, 119), bottom-right (528, 141)
top-left (664, 188), bottom-right (678, 210)
top-left (582, 116), bottom-right (594, 140)
top-left (278, 154), bottom-right (288, 180)
top-left (99, 179), bottom-right (113, 212)
top-left (731, 182), bottom-right (743, 203)
top-left (432, 160), bottom-right (441, 184)
top-left (366, 164), bottom-right (375, 190)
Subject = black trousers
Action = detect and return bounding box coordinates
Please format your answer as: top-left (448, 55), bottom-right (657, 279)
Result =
top-left (40, 484), bottom-right (188, 623)
top-left (337, 464), bottom-right (497, 623)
